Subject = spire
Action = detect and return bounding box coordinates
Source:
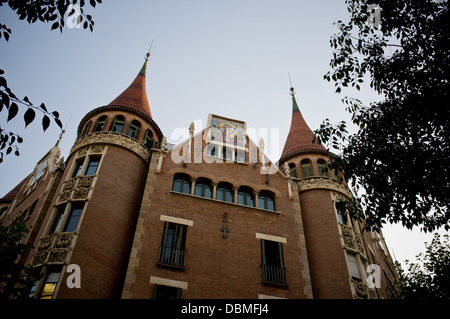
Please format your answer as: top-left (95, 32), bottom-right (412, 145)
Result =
top-left (280, 85), bottom-right (326, 163)
top-left (108, 52), bottom-right (152, 118)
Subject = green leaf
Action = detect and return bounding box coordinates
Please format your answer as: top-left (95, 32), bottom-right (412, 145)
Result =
top-left (24, 108), bottom-right (35, 127)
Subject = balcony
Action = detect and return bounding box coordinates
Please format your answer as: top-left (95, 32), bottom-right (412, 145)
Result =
top-left (157, 246), bottom-right (187, 271)
top-left (261, 264), bottom-right (288, 287)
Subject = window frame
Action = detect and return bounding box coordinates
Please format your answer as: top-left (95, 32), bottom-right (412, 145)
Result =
top-left (110, 115), bottom-right (125, 133)
top-left (172, 173), bottom-right (191, 195)
top-left (216, 182), bottom-right (234, 203)
top-left (94, 115), bottom-right (108, 132)
top-left (300, 159), bottom-right (314, 178)
top-left (237, 186), bottom-right (255, 207)
top-left (194, 178), bottom-right (213, 199)
top-left (258, 191), bottom-right (275, 211)
top-left (127, 120), bottom-right (141, 139)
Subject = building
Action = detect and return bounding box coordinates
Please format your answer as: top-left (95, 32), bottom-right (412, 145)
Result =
top-left (0, 53), bottom-right (396, 299)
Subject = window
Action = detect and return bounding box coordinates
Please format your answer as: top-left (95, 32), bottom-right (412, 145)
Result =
top-left (194, 178), bottom-right (212, 199)
top-left (85, 157), bottom-right (100, 176)
top-left (261, 239), bottom-right (287, 285)
top-left (158, 222), bottom-right (187, 268)
top-left (172, 173), bottom-right (191, 195)
top-left (235, 149), bottom-right (245, 163)
top-left (216, 182), bottom-right (234, 203)
top-left (127, 120), bottom-right (141, 139)
top-left (94, 115), bottom-right (107, 132)
top-left (300, 159), bottom-right (314, 178)
top-left (49, 206), bottom-right (65, 234)
top-left (152, 284), bottom-right (182, 299)
top-left (206, 144), bottom-right (218, 157)
top-left (335, 200), bottom-right (348, 224)
top-left (347, 253), bottom-right (362, 280)
top-left (72, 159), bottom-right (84, 178)
top-left (110, 115), bottom-right (125, 133)
top-left (258, 191), bottom-right (275, 211)
top-left (81, 121), bottom-right (92, 137)
top-left (143, 130), bottom-right (155, 149)
top-left (288, 163), bottom-right (297, 178)
top-left (237, 186), bottom-right (255, 207)
top-left (62, 202), bottom-right (84, 232)
top-left (222, 146), bottom-right (233, 161)
top-left (317, 159), bottom-right (329, 177)
top-left (39, 269), bottom-right (61, 299)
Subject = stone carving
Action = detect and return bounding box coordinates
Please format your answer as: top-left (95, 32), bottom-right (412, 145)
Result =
top-left (298, 177), bottom-right (352, 198)
top-left (71, 132), bottom-right (150, 163)
top-left (33, 232), bottom-right (75, 265)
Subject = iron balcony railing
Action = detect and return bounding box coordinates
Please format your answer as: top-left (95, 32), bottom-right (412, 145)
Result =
top-left (158, 246), bottom-right (187, 269)
top-left (261, 264), bottom-right (288, 286)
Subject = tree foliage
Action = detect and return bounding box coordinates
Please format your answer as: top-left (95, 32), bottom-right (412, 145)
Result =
top-left (0, 215), bottom-right (42, 299)
top-left (388, 233), bottom-right (450, 299)
top-left (315, 0), bottom-right (450, 232)
top-left (0, 0), bottom-right (102, 163)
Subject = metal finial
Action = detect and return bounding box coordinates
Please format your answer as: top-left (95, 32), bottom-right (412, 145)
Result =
top-left (288, 72), bottom-right (296, 96)
top-left (145, 39), bottom-right (154, 61)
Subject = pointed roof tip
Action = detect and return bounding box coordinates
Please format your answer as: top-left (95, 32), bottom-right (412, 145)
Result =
top-left (108, 55), bottom-right (152, 118)
top-left (280, 87), bottom-right (326, 162)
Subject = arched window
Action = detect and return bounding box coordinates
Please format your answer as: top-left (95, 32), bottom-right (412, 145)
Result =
top-left (110, 115), bottom-right (125, 133)
top-left (143, 130), bottom-right (155, 149)
top-left (288, 163), bottom-right (297, 178)
top-left (237, 186), bottom-right (255, 207)
top-left (300, 159), bottom-right (314, 178)
top-left (127, 120), bottom-right (141, 139)
top-left (94, 115), bottom-right (108, 132)
top-left (258, 191), bottom-right (275, 211)
top-left (317, 159), bottom-right (329, 177)
top-left (216, 182), bottom-right (234, 203)
top-left (172, 173), bottom-right (191, 194)
top-left (81, 121), bottom-right (92, 137)
top-left (194, 178), bottom-right (213, 199)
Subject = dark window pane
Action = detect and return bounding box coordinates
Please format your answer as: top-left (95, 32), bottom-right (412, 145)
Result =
top-left (49, 208), bottom-right (64, 234)
top-left (72, 159), bottom-right (84, 178)
top-left (153, 284), bottom-right (181, 299)
top-left (85, 157), bottom-right (100, 176)
top-left (63, 204), bottom-right (84, 232)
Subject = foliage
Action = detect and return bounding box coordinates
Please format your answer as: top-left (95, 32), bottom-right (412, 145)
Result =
top-left (0, 0), bottom-right (102, 163)
top-left (314, 0), bottom-right (450, 232)
top-left (0, 215), bottom-right (42, 299)
top-left (387, 233), bottom-right (450, 299)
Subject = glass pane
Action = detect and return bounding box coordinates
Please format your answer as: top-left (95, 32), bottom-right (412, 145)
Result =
top-left (347, 253), bottom-right (361, 279)
top-left (39, 272), bottom-right (61, 299)
top-left (225, 188), bottom-right (233, 203)
top-left (204, 185), bottom-right (212, 198)
top-left (181, 179), bottom-right (191, 194)
top-left (194, 183), bottom-right (203, 196)
top-left (49, 209), bottom-right (64, 234)
top-left (216, 188), bottom-right (224, 201)
top-left (63, 205), bottom-right (83, 232)
top-left (237, 191), bottom-right (245, 205)
top-left (85, 158), bottom-right (100, 176)
top-left (172, 179), bottom-right (181, 192)
top-left (258, 195), bottom-right (265, 209)
top-left (266, 197), bottom-right (274, 211)
top-left (247, 193), bottom-right (254, 207)
top-left (72, 160), bottom-right (83, 178)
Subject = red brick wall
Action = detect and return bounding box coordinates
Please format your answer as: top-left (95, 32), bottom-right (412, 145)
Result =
top-left (299, 189), bottom-right (352, 298)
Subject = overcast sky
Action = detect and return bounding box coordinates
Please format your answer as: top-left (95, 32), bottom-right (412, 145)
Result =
top-left (1, 0), bottom-right (447, 268)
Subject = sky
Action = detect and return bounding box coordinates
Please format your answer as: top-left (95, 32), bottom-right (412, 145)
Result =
top-left (0, 0), bottom-right (447, 268)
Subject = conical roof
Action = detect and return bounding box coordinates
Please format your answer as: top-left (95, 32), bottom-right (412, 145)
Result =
top-left (108, 55), bottom-right (152, 118)
top-left (280, 92), bottom-right (326, 162)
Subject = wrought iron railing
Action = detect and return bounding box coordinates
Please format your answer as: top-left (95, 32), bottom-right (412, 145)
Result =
top-left (158, 246), bottom-right (186, 269)
top-left (261, 264), bottom-right (287, 286)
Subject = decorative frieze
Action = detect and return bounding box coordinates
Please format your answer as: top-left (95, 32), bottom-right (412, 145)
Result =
top-left (350, 279), bottom-right (378, 299)
top-left (71, 132), bottom-right (150, 163)
top-left (57, 176), bottom-right (94, 204)
top-left (297, 177), bottom-right (352, 198)
top-left (33, 232), bottom-right (76, 266)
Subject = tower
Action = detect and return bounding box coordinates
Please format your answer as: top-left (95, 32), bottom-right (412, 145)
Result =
top-left (28, 53), bottom-right (163, 298)
top-left (279, 86), bottom-right (392, 299)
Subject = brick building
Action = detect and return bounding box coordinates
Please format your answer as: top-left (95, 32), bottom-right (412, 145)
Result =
top-left (1, 53), bottom-right (396, 299)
